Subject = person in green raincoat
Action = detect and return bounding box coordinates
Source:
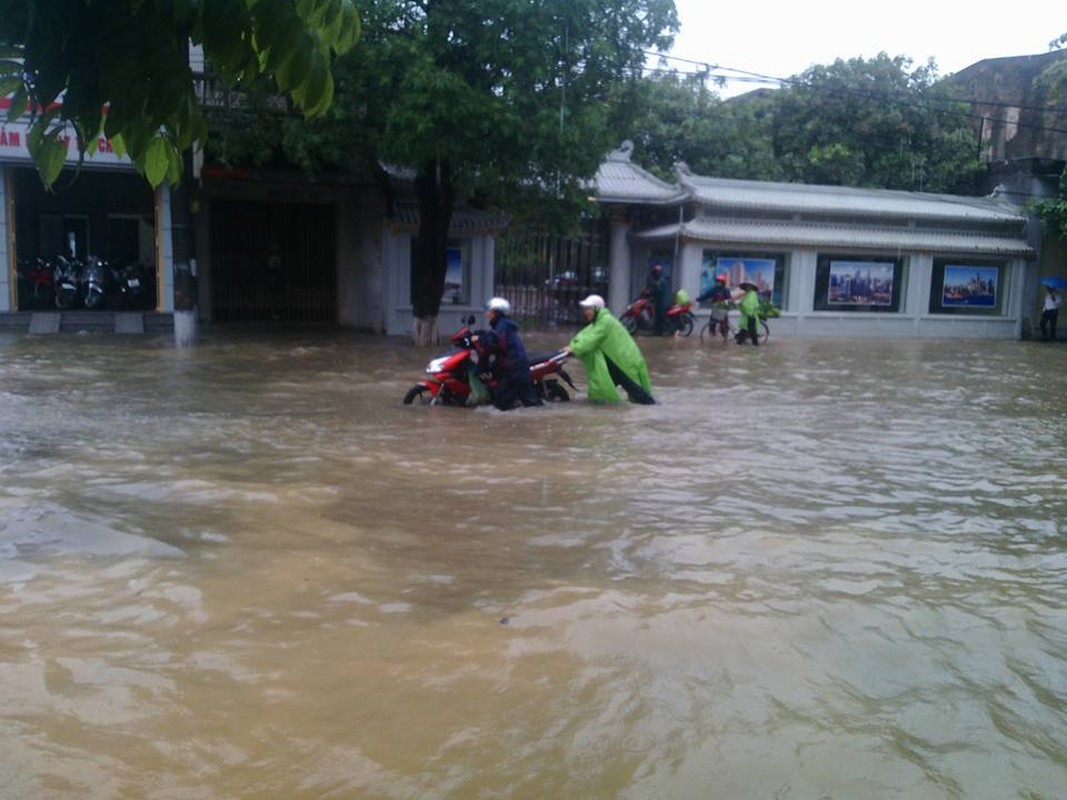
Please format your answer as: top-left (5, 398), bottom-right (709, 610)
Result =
top-left (736, 282), bottom-right (761, 346)
top-left (563, 294), bottom-right (655, 404)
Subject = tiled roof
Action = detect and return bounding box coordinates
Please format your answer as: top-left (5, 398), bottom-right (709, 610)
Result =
top-left (675, 172), bottom-right (1026, 224)
top-left (593, 142), bottom-right (687, 205)
top-left (633, 217), bottom-right (1034, 257)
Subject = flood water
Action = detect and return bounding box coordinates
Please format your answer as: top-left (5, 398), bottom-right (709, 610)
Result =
top-left (1, 325), bottom-right (1066, 799)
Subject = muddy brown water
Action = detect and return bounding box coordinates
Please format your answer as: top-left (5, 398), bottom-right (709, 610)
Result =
top-left (1, 326), bottom-right (1066, 799)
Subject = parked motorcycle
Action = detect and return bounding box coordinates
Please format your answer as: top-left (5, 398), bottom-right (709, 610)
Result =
top-left (110, 262), bottom-right (149, 309)
top-left (402, 316), bottom-right (577, 406)
top-left (620, 289), bottom-right (695, 336)
top-left (52, 255), bottom-right (81, 310)
top-left (80, 256), bottom-right (109, 310)
top-left (17, 258), bottom-right (54, 309)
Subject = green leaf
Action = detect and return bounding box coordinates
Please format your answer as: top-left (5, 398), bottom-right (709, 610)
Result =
top-left (37, 135), bottom-right (68, 189)
top-left (0, 59), bottom-right (24, 78)
top-left (166, 144), bottom-right (184, 184)
top-left (109, 133), bottom-right (128, 159)
top-left (277, 35), bottom-right (314, 93)
top-left (5, 84), bottom-right (26, 123)
top-left (143, 135), bottom-right (171, 187)
top-left (0, 75), bottom-right (22, 99)
top-left (305, 67), bottom-right (333, 118)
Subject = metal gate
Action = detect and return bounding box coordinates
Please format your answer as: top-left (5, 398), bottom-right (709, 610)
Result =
top-left (495, 226), bottom-right (606, 326)
top-left (209, 200), bottom-right (336, 322)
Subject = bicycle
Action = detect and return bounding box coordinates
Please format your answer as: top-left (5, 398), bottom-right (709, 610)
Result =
top-left (700, 313), bottom-right (770, 343)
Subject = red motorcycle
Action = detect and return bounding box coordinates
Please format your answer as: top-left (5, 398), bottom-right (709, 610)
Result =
top-left (17, 258), bottom-right (55, 309)
top-left (402, 317), bottom-right (576, 406)
top-left (620, 290), bottom-right (695, 336)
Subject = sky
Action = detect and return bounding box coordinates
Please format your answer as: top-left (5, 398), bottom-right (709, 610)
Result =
top-left (665, 0), bottom-right (1065, 97)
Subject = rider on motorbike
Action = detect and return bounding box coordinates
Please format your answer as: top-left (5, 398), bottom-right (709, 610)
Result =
top-left (475, 297), bottom-right (543, 410)
top-left (647, 264), bottom-right (669, 336)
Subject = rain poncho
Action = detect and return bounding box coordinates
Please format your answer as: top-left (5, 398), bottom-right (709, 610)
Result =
top-left (738, 288), bottom-right (760, 329)
top-left (568, 308), bottom-right (654, 404)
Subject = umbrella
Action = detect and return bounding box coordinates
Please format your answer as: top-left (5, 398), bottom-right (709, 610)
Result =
top-left (1040, 276), bottom-right (1067, 289)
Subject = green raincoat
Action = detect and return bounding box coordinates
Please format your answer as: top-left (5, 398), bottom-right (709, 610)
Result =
top-left (569, 308), bottom-right (654, 403)
top-left (738, 288), bottom-right (760, 329)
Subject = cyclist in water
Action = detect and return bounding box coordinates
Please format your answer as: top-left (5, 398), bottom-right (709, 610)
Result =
top-left (697, 273), bottom-right (732, 341)
top-left (735, 282), bottom-right (761, 346)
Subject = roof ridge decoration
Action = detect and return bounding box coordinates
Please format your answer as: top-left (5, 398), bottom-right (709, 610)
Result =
top-left (607, 141), bottom-right (636, 162)
top-left (595, 141), bottom-right (687, 205)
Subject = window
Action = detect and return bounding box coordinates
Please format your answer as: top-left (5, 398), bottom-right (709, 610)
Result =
top-left (813, 255), bottom-right (904, 312)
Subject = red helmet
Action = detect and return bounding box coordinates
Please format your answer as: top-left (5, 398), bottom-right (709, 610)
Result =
top-left (716, 274), bottom-right (727, 282)
top-left (651, 264), bottom-right (663, 275)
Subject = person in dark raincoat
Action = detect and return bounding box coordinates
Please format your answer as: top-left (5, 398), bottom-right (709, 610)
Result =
top-left (476, 297), bottom-right (543, 410)
top-left (648, 263), bottom-right (669, 336)
top-left (563, 294), bottom-right (655, 404)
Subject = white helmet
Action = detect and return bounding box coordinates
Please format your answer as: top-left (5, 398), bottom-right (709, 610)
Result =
top-left (579, 294), bottom-right (605, 309)
top-left (486, 297), bottom-right (511, 314)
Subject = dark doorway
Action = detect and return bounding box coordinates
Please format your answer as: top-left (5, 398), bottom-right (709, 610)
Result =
top-left (209, 200), bottom-right (336, 322)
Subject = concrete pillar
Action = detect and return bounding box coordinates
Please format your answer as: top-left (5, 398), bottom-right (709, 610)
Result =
top-left (0, 165), bottom-right (11, 312)
top-left (174, 309), bottom-right (199, 348)
top-left (677, 239), bottom-right (701, 301)
top-left (607, 208), bottom-right (631, 314)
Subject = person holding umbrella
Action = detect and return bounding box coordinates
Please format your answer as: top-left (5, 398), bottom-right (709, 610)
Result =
top-left (1040, 284), bottom-right (1061, 341)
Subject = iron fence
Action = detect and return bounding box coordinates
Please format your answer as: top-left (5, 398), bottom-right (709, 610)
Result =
top-left (495, 226), bottom-right (606, 328)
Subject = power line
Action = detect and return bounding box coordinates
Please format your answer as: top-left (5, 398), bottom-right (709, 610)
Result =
top-left (640, 49), bottom-right (1067, 139)
top-left (642, 49), bottom-right (1067, 114)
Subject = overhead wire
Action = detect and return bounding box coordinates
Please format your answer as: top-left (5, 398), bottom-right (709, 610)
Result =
top-left (637, 49), bottom-right (1067, 141)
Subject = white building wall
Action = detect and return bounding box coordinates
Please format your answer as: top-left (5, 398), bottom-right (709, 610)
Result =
top-left (677, 242), bottom-right (1032, 341)
top-left (382, 229), bottom-right (497, 338)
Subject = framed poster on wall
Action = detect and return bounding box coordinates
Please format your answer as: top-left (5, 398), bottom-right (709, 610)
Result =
top-left (442, 242), bottom-right (469, 305)
top-left (814, 256), bottom-right (903, 312)
top-left (700, 253), bottom-right (785, 307)
top-left (929, 260), bottom-right (1004, 315)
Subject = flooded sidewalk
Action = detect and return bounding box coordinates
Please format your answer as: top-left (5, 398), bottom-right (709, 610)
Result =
top-left (1, 329), bottom-right (1066, 798)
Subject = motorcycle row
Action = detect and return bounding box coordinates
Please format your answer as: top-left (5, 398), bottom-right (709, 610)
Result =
top-left (16, 255), bottom-right (153, 312)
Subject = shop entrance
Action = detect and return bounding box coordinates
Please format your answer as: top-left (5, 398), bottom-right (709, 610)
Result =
top-left (209, 200), bottom-right (336, 323)
top-left (11, 167), bottom-right (157, 312)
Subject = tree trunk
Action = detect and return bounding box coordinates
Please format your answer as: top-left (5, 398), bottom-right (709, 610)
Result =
top-left (410, 158), bottom-right (455, 346)
top-left (412, 314), bottom-right (439, 347)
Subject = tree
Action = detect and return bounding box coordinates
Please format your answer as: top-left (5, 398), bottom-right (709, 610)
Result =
top-left (337, 0), bottom-right (678, 344)
top-left (0, 0), bottom-right (361, 188)
top-left (767, 54), bottom-right (982, 193)
top-left (1031, 32), bottom-right (1067, 240)
top-left (1032, 168), bottom-right (1067, 240)
top-left (613, 71), bottom-right (782, 182)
